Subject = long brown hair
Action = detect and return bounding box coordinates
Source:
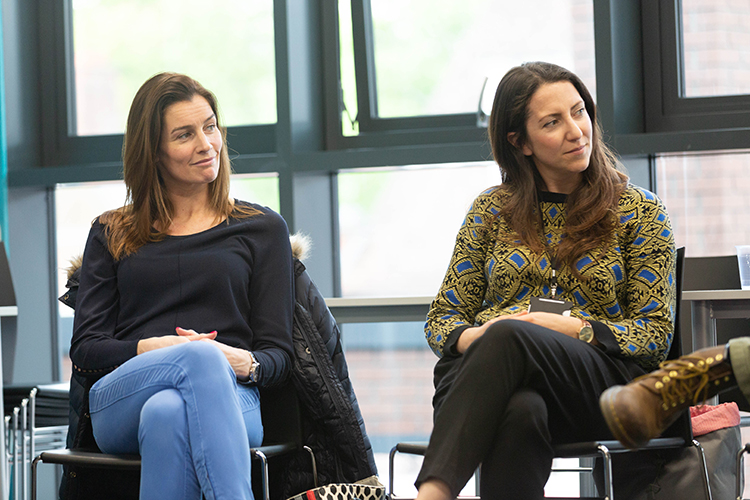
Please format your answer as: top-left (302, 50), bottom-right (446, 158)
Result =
top-left (488, 62), bottom-right (627, 272)
top-left (101, 72), bottom-right (259, 260)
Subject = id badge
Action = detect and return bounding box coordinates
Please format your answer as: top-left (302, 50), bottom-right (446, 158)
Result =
top-left (528, 296), bottom-right (574, 316)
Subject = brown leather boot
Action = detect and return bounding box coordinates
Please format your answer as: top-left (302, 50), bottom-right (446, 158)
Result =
top-left (599, 345), bottom-right (736, 449)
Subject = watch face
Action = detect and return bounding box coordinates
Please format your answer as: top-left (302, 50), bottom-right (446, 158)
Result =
top-left (579, 325), bottom-right (594, 343)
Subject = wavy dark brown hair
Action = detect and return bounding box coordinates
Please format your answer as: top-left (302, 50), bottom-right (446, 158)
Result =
top-left (101, 72), bottom-right (259, 260)
top-left (488, 62), bottom-right (627, 272)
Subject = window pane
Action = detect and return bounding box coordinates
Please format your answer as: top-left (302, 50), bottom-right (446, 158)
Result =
top-left (72, 0), bottom-right (276, 136)
top-left (338, 162), bottom-right (501, 297)
top-left (681, 0), bottom-right (750, 97)
top-left (369, 0), bottom-right (596, 118)
top-left (229, 174), bottom-right (280, 213)
top-left (655, 151), bottom-right (750, 257)
top-left (55, 174), bottom-right (279, 380)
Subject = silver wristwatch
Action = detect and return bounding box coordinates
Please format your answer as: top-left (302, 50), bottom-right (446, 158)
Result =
top-left (248, 351), bottom-right (260, 383)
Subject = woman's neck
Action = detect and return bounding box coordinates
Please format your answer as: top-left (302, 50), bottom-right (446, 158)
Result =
top-left (538, 172), bottom-right (582, 195)
top-left (159, 189), bottom-right (225, 236)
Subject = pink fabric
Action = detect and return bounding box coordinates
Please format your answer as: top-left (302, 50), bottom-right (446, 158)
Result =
top-left (689, 402), bottom-right (740, 437)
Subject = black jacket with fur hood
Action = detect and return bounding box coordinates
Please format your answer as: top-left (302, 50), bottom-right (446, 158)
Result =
top-left (59, 234), bottom-right (378, 500)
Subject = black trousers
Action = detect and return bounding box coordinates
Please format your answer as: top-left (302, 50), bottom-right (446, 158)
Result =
top-left (416, 319), bottom-right (645, 499)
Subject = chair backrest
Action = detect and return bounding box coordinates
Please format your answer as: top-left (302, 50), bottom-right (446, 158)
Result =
top-left (662, 246), bottom-right (691, 440)
top-left (666, 246), bottom-right (686, 361)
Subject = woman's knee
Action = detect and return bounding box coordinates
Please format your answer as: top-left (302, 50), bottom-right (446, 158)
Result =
top-left (494, 390), bottom-right (552, 452)
top-left (469, 320), bottom-right (526, 355)
top-left (503, 390), bottom-right (549, 430)
top-left (139, 389), bottom-right (187, 440)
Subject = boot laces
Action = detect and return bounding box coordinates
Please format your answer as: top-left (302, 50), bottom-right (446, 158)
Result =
top-left (637, 357), bottom-right (712, 410)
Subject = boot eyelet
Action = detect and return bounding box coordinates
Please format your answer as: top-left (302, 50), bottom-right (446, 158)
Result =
top-left (655, 382), bottom-right (663, 389)
top-left (669, 370), bottom-right (678, 377)
top-left (706, 357), bottom-right (714, 364)
top-left (716, 354), bottom-right (724, 362)
top-left (725, 376), bottom-right (730, 382)
top-left (662, 376), bottom-right (670, 383)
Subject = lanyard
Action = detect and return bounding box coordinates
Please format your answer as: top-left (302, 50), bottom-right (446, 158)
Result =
top-left (549, 253), bottom-right (559, 299)
top-left (550, 269), bottom-right (558, 299)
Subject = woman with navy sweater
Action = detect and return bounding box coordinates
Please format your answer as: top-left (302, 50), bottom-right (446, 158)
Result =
top-left (69, 72), bottom-right (294, 500)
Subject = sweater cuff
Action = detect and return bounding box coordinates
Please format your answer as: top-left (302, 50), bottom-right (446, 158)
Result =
top-left (444, 325), bottom-right (472, 357)
top-left (590, 320), bottom-right (618, 353)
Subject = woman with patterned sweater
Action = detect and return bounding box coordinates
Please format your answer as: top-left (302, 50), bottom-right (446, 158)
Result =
top-left (415, 62), bottom-right (676, 499)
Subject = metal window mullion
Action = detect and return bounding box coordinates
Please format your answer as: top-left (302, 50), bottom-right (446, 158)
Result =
top-left (329, 172), bottom-right (341, 298)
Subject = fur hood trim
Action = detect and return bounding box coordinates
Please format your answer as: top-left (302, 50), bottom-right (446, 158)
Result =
top-left (289, 232), bottom-right (311, 262)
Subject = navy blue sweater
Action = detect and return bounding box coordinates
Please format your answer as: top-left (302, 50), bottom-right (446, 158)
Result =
top-left (70, 202), bottom-right (294, 387)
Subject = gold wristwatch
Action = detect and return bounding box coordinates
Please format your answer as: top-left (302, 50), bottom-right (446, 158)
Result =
top-left (578, 319), bottom-right (594, 343)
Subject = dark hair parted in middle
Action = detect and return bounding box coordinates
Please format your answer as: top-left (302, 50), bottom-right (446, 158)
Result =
top-left (487, 61), bottom-right (628, 273)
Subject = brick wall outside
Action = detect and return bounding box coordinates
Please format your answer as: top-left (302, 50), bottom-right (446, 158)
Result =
top-left (657, 149), bottom-right (750, 257)
top-left (683, 0), bottom-right (750, 96)
top-left (345, 349), bottom-right (436, 452)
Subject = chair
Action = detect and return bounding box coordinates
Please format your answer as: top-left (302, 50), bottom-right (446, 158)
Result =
top-left (5, 383), bottom-right (69, 500)
top-left (31, 381), bottom-right (317, 500)
top-left (389, 248), bottom-right (712, 500)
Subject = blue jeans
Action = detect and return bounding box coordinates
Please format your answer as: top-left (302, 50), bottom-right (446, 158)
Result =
top-left (89, 341), bottom-right (262, 500)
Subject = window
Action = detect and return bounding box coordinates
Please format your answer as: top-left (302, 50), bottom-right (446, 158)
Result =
top-left (368, 0), bottom-right (596, 118)
top-left (655, 151), bottom-right (750, 257)
top-left (334, 0), bottom-right (596, 143)
top-left (71, 0), bottom-right (276, 136)
top-left (681, 0), bottom-right (750, 98)
top-left (642, 0), bottom-right (750, 133)
top-left (338, 161), bottom-right (501, 297)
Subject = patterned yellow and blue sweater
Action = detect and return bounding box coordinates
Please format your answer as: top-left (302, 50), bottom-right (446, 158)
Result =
top-left (425, 184), bottom-right (676, 371)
